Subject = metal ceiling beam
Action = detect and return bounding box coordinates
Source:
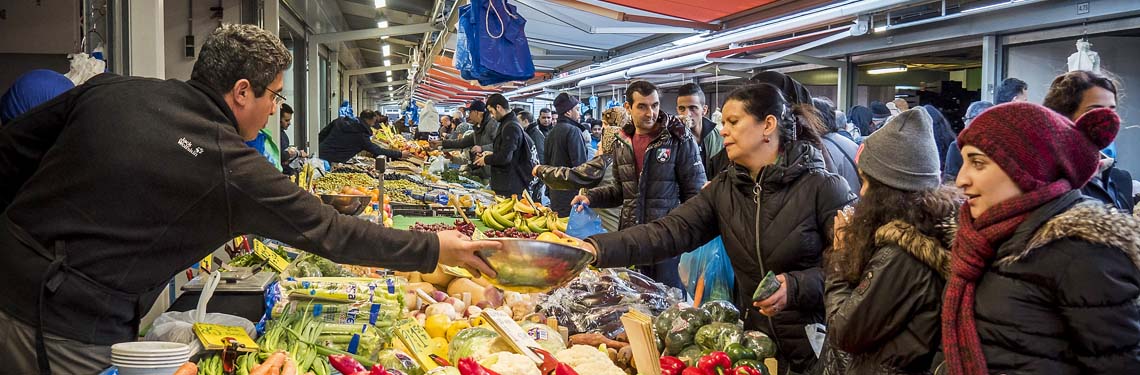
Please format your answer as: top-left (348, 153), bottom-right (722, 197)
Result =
top-left (515, 0), bottom-right (698, 34)
top-left (311, 23), bottom-right (439, 44)
top-left (695, 66), bottom-right (752, 80)
top-left (386, 37), bottom-right (420, 47)
top-left (758, 30), bottom-right (852, 65)
top-left (532, 55), bottom-right (600, 61)
top-left (547, 0), bottom-right (722, 31)
top-left (382, 8), bottom-right (431, 24)
top-left (775, 54), bottom-right (844, 68)
top-left (337, 0), bottom-right (380, 18)
top-left (362, 80), bottom-right (409, 89)
top-left (347, 64), bottom-right (412, 77)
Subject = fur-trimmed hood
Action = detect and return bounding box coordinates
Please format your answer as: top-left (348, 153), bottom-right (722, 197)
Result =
top-left (999, 201), bottom-right (1140, 270)
top-left (874, 220), bottom-right (952, 278)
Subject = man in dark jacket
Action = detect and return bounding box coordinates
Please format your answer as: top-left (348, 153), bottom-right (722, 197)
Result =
top-left (476, 94), bottom-right (537, 197)
top-left (279, 103), bottom-right (300, 175)
top-left (676, 83), bottom-right (723, 181)
top-left (520, 111), bottom-right (545, 164)
top-left (0, 24), bottom-right (498, 374)
top-left (537, 108), bottom-right (554, 136)
top-left (574, 81), bottom-right (706, 291)
top-left (545, 93), bottom-right (590, 216)
top-left (319, 110), bottom-right (407, 164)
top-left (813, 97), bottom-right (861, 195)
top-left (438, 99), bottom-right (498, 154)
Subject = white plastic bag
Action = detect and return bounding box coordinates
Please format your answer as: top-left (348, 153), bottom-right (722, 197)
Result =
top-left (1068, 39), bottom-right (1101, 73)
top-left (143, 272), bottom-right (256, 357)
top-left (65, 52), bottom-right (106, 85)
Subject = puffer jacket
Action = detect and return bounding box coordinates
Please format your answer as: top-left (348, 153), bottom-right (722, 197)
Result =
top-left (589, 141), bottom-right (855, 373)
top-left (973, 191), bottom-right (1140, 374)
top-left (825, 220), bottom-right (951, 374)
top-left (585, 111), bottom-right (706, 230)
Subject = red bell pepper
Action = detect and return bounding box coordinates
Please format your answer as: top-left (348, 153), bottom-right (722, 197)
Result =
top-left (555, 363), bottom-right (580, 375)
top-left (457, 358), bottom-right (504, 375)
top-left (730, 365), bottom-right (762, 375)
top-left (328, 354), bottom-right (369, 375)
top-left (682, 368), bottom-right (713, 375)
top-left (369, 364), bottom-right (390, 375)
top-left (660, 356), bottom-right (687, 375)
top-left (530, 347), bottom-right (560, 375)
top-left (697, 352), bottom-right (733, 375)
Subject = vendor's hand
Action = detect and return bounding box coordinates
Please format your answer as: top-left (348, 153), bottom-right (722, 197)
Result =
top-left (571, 195), bottom-right (590, 211)
top-left (532, 165), bottom-right (541, 177)
top-left (300, 149), bottom-right (310, 158)
top-left (436, 230), bottom-right (499, 278)
top-left (753, 274), bottom-right (788, 317)
top-left (471, 145), bottom-right (483, 154)
top-left (285, 147), bottom-right (299, 159)
top-left (401, 150), bottom-right (413, 159)
top-left (474, 154), bottom-right (487, 167)
top-left (429, 140), bottom-right (443, 149)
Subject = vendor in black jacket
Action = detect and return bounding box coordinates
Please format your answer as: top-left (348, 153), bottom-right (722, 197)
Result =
top-left (0, 25), bottom-right (498, 375)
top-left (579, 83), bottom-right (854, 373)
top-left (544, 93), bottom-right (590, 216)
top-left (475, 94), bottom-right (537, 197)
top-left (319, 109), bottom-right (407, 164)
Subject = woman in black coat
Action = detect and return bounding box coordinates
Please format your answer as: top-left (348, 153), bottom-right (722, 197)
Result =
top-left (581, 83), bottom-right (854, 373)
top-left (824, 108), bottom-right (960, 374)
top-left (942, 102), bottom-right (1140, 374)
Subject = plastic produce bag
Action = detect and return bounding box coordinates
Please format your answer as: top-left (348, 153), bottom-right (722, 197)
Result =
top-left (537, 268), bottom-right (683, 339)
top-left (678, 237), bottom-right (735, 303)
top-left (565, 203), bottom-right (607, 239)
top-left (455, 0), bottom-right (535, 85)
top-left (144, 272), bottom-right (256, 357)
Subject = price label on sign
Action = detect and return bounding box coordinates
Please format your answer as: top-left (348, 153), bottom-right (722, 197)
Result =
top-left (252, 239), bottom-right (290, 272)
top-left (392, 319), bottom-right (439, 370)
top-left (193, 323), bottom-right (259, 352)
top-left (200, 255), bottom-right (212, 273)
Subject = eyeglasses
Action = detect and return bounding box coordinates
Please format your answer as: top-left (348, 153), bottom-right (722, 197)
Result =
top-left (267, 87), bottom-right (287, 105)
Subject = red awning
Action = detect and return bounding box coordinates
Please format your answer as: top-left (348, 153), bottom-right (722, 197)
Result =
top-left (597, 0), bottom-right (778, 23)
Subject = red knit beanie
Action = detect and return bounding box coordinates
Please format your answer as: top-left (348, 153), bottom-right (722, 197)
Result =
top-left (957, 102), bottom-right (1118, 192)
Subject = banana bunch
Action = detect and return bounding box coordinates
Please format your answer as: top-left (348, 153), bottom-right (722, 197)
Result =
top-left (474, 194), bottom-right (569, 233)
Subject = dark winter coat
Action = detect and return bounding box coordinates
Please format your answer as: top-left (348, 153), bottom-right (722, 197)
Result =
top-left (697, 117), bottom-right (724, 180)
top-left (589, 141), bottom-right (855, 373)
top-left (821, 132), bottom-right (861, 196)
top-left (0, 74), bottom-right (439, 348)
top-left (973, 191), bottom-right (1140, 374)
top-left (525, 121), bottom-right (546, 164)
top-left (484, 112), bottom-right (537, 197)
top-left (544, 115), bottom-right (590, 216)
top-left (585, 110), bottom-right (706, 230)
top-left (442, 114), bottom-right (498, 152)
top-left (825, 220), bottom-right (951, 374)
top-left (319, 117), bottom-right (402, 163)
top-left (1080, 162), bottom-right (1135, 214)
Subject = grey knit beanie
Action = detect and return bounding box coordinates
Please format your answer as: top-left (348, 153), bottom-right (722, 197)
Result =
top-left (858, 107), bottom-right (942, 191)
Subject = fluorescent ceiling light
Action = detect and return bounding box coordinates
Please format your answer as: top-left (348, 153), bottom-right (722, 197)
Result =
top-left (374, 0), bottom-right (386, 8)
top-left (387, 76), bottom-right (394, 82)
top-left (384, 59), bottom-right (391, 66)
top-left (867, 66), bottom-right (907, 75)
top-left (382, 44), bottom-right (391, 56)
top-left (377, 20), bottom-right (389, 28)
top-left (873, 25), bottom-right (887, 33)
top-left (386, 70), bottom-right (393, 77)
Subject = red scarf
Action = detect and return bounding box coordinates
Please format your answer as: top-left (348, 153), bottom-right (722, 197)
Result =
top-left (941, 180), bottom-right (1072, 375)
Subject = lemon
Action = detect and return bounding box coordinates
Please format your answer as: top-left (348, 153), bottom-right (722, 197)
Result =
top-left (424, 314), bottom-right (452, 339)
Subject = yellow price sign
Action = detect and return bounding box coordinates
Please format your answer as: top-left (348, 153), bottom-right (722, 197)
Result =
top-left (392, 319), bottom-right (439, 370)
top-left (200, 255), bottom-right (213, 273)
top-left (252, 239), bottom-right (290, 273)
top-left (193, 323), bottom-right (258, 352)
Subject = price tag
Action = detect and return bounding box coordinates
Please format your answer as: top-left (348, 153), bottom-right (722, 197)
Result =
top-left (200, 255), bottom-right (212, 273)
top-left (252, 239), bottom-right (290, 273)
top-left (392, 319), bottom-right (439, 370)
top-left (193, 323), bottom-right (259, 352)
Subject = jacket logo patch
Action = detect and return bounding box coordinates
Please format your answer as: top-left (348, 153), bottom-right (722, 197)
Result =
top-left (178, 137), bottom-right (204, 157)
top-left (656, 149), bottom-right (671, 163)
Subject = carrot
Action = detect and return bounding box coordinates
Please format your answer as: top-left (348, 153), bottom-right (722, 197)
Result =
top-left (251, 352), bottom-right (287, 375)
top-left (282, 356), bottom-right (298, 375)
top-left (172, 362), bottom-right (198, 375)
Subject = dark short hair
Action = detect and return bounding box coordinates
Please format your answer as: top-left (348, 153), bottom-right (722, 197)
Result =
top-left (1043, 70), bottom-right (1120, 119)
top-left (539, 108), bottom-right (552, 115)
top-left (625, 80), bottom-right (658, 104)
top-left (995, 77), bottom-right (1028, 104)
top-left (280, 103), bottom-right (293, 114)
top-left (359, 110), bottom-right (378, 120)
top-left (812, 97), bottom-right (838, 133)
top-left (192, 24), bottom-right (292, 97)
top-left (519, 111), bottom-right (534, 123)
top-left (677, 83), bottom-right (705, 103)
top-left (486, 94), bottom-right (510, 110)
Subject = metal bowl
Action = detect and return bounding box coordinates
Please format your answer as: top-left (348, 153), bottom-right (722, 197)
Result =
top-left (477, 238), bottom-right (596, 293)
top-left (320, 194), bottom-right (371, 216)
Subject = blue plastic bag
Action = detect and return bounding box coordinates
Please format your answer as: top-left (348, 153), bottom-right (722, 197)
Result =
top-left (565, 203), bottom-right (607, 239)
top-left (455, 0), bottom-right (535, 85)
top-left (678, 237), bottom-right (735, 302)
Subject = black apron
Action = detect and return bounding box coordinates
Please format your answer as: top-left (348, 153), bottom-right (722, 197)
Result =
top-left (0, 213), bottom-right (165, 374)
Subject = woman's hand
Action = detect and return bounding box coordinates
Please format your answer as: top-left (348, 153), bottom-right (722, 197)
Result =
top-left (753, 274), bottom-right (788, 316)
